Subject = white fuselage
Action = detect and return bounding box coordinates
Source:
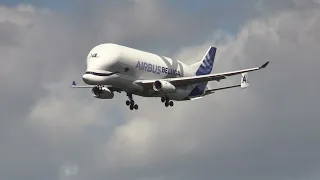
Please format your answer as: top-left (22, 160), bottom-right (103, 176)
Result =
top-left (82, 43), bottom-right (198, 101)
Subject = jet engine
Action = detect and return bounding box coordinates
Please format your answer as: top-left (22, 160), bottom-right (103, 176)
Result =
top-left (91, 86), bottom-right (114, 99)
top-left (153, 80), bottom-right (176, 93)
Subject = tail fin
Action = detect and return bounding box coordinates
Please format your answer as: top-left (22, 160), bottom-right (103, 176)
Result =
top-left (188, 46), bottom-right (217, 97)
top-left (190, 46), bottom-right (217, 75)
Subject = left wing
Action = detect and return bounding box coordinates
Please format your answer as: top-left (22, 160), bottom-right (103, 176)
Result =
top-left (135, 61), bottom-right (269, 87)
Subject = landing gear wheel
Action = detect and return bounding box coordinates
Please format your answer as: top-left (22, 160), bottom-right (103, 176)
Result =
top-left (165, 102), bottom-right (169, 107)
top-left (161, 97), bottom-right (166, 102)
top-left (127, 93), bottom-right (138, 110)
top-left (169, 101), bottom-right (174, 107)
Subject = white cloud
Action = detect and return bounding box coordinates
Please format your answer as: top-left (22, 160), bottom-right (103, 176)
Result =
top-left (59, 163), bottom-right (79, 178)
top-left (29, 82), bottom-right (100, 133)
top-left (0, 4), bottom-right (35, 25)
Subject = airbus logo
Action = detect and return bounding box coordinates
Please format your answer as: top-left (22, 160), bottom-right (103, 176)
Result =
top-left (135, 61), bottom-right (181, 76)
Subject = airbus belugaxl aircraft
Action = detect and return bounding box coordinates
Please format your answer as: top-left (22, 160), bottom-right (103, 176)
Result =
top-left (72, 43), bottom-right (269, 110)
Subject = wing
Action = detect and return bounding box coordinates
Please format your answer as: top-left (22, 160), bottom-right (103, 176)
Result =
top-left (71, 81), bottom-right (123, 92)
top-left (135, 61), bottom-right (269, 87)
top-left (204, 84), bottom-right (241, 95)
top-left (71, 81), bottom-right (94, 88)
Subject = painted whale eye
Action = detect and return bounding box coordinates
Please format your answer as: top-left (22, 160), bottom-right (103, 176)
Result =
top-left (124, 67), bottom-right (129, 72)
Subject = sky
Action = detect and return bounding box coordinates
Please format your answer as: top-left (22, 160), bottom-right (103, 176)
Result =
top-left (0, 0), bottom-right (320, 180)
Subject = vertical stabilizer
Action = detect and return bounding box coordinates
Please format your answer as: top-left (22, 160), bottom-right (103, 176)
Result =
top-left (190, 47), bottom-right (217, 75)
top-left (189, 47), bottom-right (217, 96)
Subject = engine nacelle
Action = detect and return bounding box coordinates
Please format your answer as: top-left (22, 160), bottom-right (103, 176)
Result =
top-left (153, 80), bottom-right (176, 93)
top-left (91, 86), bottom-right (114, 99)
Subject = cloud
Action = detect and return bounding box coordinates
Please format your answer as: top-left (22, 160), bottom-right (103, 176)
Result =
top-left (0, 1), bottom-right (320, 180)
top-left (29, 82), bottom-right (101, 134)
top-left (59, 163), bottom-right (79, 180)
top-left (103, 4), bottom-right (320, 180)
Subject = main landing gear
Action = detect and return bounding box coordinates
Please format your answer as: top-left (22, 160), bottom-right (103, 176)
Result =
top-left (161, 97), bottom-right (174, 107)
top-left (126, 93), bottom-right (138, 110)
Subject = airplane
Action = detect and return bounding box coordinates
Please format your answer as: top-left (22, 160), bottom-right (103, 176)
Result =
top-left (72, 43), bottom-right (269, 110)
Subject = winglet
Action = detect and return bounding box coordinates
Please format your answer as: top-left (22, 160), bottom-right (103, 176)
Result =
top-left (260, 61), bottom-right (269, 69)
top-left (72, 81), bottom-right (76, 86)
top-left (241, 73), bottom-right (249, 88)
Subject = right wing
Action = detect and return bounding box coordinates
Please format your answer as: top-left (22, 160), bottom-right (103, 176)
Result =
top-left (135, 61), bottom-right (269, 87)
top-left (71, 81), bottom-right (122, 92)
top-left (71, 81), bottom-right (95, 88)
top-left (204, 85), bottom-right (241, 96)
top-left (204, 73), bottom-right (250, 95)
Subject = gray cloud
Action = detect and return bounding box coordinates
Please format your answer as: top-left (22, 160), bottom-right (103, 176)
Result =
top-left (0, 1), bottom-right (320, 180)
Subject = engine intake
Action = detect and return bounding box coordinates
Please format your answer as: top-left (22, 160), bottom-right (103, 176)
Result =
top-left (92, 86), bottom-right (114, 99)
top-left (153, 80), bottom-right (176, 93)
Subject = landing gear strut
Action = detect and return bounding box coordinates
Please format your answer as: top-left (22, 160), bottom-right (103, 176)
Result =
top-left (161, 96), bottom-right (174, 107)
top-left (126, 93), bottom-right (138, 110)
